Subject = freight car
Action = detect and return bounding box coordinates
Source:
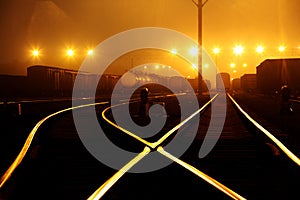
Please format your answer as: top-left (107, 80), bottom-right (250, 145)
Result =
top-left (27, 65), bottom-right (119, 98)
top-left (240, 74), bottom-right (256, 92)
top-left (25, 65), bottom-right (202, 98)
top-left (256, 58), bottom-right (300, 96)
top-left (216, 72), bottom-right (230, 91)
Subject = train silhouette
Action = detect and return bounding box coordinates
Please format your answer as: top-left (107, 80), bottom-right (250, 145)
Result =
top-left (1, 65), bottom-right (210, 99)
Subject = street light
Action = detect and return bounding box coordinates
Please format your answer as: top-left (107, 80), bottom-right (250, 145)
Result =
top-left (213, 47), bottom-right (220, 55)
top-left (31, 49), bottom-right (40, 58)
top-left (66, 49), bottom-right (74, 57)
top-left (278, 45), bottom-right (285, 52)
top-left (87, 49), bottom-right (94, 56)
top-left (256, 45), bottom-right (264, 54)
top-left (213, 47), bottom-right (220, 67)
top-left (233, 45), bottom-right (244, 56)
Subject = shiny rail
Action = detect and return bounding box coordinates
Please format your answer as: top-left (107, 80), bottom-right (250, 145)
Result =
top-left (228, 93), bottom-right (300, 167)
top-left (0, 101), bottom-right (109, 188)
top-left (88, 147), bottom-right (151, 200)
top-left (0, 93), bottom-right (184, 189)
top-left (102, 93), bottom-right (219, 149)
top-left (94, 93), bottom-right (246, 199)
top-left (157, 147), bottom-right (246, 200)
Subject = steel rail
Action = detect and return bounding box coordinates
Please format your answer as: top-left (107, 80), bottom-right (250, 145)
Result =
top-left (101, 101), bottom-right (155, 148)
top-left (102, 93), bottom-right (219, 149)
top-left (0, 101), bottom-right (109, 188)
top-left (87, 147), bottom-right (151, 200)
top-left (0, 93), bottom-right (184, 188)
top-left (151, 93), bottom-right (218, 148)
top-left (228, 93), bottom-right (300, 167)
top-left (90, 93), bottom-right (247, 200)
top-left (157, 146), bottom-right (246, 200)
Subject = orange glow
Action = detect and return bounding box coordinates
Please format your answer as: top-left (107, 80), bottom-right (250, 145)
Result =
top-left (278, 45), bottom-right (285, 52)
top-left (230, 63), bottom-right (235, 68)
top-left (66, 49), bottom-right (74, 57)
top-left (233, 45), bottom-right (244, 55)
top-left (213, 47), bottom-right (220, 54)
top-left (87, 49), bottom-right (94, 56)
top-left (243, 63), bottom-right (247, 68)
top-left (256, 45), bottom-right (264, 54)
top-left (31, 49), bottom-right (40, 57)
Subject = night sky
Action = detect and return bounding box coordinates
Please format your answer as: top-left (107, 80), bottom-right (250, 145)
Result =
top-left (0, 0), bottom-right (299, 79)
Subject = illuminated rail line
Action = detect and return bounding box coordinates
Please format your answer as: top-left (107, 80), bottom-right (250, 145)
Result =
top-left (92, 93), bottom-right (300, 200)
top-left (0, 100), bottom-right (109, 188)
top-left (1, 92), bottom-right (299, 199)
top-left (228, 93), bottom-right (300, 166)
top-left (93, 93), bottom-right (247, 200)
top-left (0, 93), bottom-right (185, 189)
top-left (0, 92), bottom-right (186, 190)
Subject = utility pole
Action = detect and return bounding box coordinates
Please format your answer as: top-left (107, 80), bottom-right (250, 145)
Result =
top-left (192, 0), bottom-right (208, 95)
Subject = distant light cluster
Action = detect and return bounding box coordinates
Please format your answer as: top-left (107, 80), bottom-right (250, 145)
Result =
top-left (29, 44), bottom-right (300, 79)
top-left (30, 45), bottom-right (299, 58)
top-left (30, 47), bottom-right (95, 58)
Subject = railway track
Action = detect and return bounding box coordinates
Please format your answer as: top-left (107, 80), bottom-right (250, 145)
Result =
top-left (0, 93), bottom-right (299, 199)
top-left (92, 93), bottom-right (300, 200)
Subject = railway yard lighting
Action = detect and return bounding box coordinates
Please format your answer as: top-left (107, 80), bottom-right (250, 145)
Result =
top-left (213, 47), bottom-right (220, 55)
top-left (278, 45), bottom-right (285, 52)
top-left (32, 49), bottom-right (40, 57)
top-left (233, 45), bottom-right (244, 56)
top-left (87, 49), bottom-right (94, 56)
top-left (230, 63), bottom-right (236, 68)
top-left (256, 45), bottom-right (264, 54)
top-left (66, 49), bottom-right (74, 57)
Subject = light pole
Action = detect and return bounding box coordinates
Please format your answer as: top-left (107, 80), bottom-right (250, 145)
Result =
top-left (192, 0), bottom-right (208, 95)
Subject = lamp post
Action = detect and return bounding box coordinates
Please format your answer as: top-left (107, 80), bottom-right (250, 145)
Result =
top-left (192, 0), bottom-right (208, 95)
